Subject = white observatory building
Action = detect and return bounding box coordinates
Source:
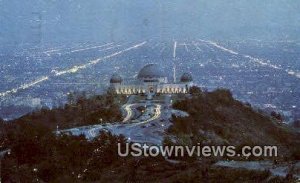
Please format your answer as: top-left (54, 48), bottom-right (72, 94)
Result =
top-left (109, 64), bottom-right (193, 95)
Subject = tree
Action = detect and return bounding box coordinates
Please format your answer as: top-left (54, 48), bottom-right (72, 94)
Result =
top-left (67, 92), bottom-right (75, 105)
top-left (293, 119), bottom-right (300, 128)
top-left (271, 111), bottom-right (283, 121)
top-left (189, 86), bottom-right (202, 95)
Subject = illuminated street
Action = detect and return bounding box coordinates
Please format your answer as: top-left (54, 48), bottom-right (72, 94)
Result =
top-left (58, 93), bottom-right (187, 145)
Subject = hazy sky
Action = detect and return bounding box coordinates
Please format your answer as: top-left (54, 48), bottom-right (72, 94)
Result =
top-left (0, 0), bottom-right (299, 44)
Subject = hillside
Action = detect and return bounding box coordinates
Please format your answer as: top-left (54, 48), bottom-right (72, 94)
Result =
top-left (169, 87), bottom-right (300, 160)
top-left (0, 87), bottom-right (299, 182)
top-left (6, 92), bottom-right (125, 130)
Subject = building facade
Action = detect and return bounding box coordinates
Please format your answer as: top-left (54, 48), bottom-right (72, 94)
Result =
top-left (109, 64), bottom-right (193, 95)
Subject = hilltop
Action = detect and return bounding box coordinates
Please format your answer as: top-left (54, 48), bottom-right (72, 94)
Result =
top-left (0, 87), bottom-right (299, 182)
top-left (168, 87), bottom-right (300, 160)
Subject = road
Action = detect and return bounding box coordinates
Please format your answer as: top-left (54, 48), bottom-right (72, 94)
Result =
top-left (59, 94), bottom-right (185, 144)
top-left (215, 161), bottom-right (300, 180)
top-left (122, 104), bottom-right (134, 122)
top-left (121, 95), bottom-right (136, 122)
top-left (85, 101), bottom-right (163, 141)
top-left (130, 104), bottom-right (162, 127)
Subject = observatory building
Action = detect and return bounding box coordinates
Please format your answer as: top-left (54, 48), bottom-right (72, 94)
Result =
top-left (109, 64), bottom-right (193, 95)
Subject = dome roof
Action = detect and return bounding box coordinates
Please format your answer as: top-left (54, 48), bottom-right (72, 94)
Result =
top-left (180, 73), bottom-right (193, 82)
top-left (110, 74), bottom-right (122, 83)
top-left (137, 64), bottom-right (165, 79)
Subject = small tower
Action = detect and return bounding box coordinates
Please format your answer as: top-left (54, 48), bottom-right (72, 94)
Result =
top-left (180, 72), bottom-right (193, 92)
top-left (173, 64), bottom-right (176, 83)
top-left (110, 74), bottom-right (123, 84)
top-left (181, 72), bottom-right (193, 82)
top-left (173, 41), bottom-right (177, 83)
top-left (109, 74), bottom-right (122, 93)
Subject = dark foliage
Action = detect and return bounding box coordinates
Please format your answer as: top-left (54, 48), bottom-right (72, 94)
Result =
top-left (170, 87), bottom-right (300, 161)
top-left (1, 121), bottom-right (128, 182)
top-left (0, 88), bottom-right (298, 182)
top-left (9, 93), bottom-right (125, 130)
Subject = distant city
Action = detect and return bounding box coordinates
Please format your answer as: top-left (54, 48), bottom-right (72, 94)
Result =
top-left (0, 39), bottom-right (299, 122)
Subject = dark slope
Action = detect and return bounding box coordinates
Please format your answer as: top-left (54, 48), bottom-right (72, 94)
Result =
top-left (170, 87), bottom-right (300, 160)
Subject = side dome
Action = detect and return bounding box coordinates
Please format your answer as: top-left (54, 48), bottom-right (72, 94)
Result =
top-left (110, 74), bottom-right (122, 83)
top-left (137, 64), bottom-right (165, 79)
top-left (180, 73), bottom-right (193, 82)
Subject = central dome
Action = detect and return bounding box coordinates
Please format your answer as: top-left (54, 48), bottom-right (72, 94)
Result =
top-left (137, 64), bottom-right (165, 79)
